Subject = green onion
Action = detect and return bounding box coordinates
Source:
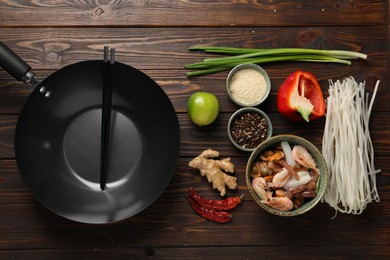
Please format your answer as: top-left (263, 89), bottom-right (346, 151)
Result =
top-left (185, 46), bottom-right (367, 77)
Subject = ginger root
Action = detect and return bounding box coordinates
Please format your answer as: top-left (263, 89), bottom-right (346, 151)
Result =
top-left (189, 149), bottom-right (237, 196)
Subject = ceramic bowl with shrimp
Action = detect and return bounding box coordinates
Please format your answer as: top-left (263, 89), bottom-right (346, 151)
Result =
top-left (246, 135), bottom-right (328, 216)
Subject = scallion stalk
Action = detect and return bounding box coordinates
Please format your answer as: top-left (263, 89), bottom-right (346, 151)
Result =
top-left (185, 55), bottom-right (351, 69)
top-left (185, 46), bottom-right (367, 77)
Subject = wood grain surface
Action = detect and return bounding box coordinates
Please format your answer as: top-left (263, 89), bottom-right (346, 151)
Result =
top-left (0, 0), bottom-right (389, 259)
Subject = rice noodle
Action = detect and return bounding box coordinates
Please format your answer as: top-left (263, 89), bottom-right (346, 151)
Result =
top-left (321, 77), bottom-right (380, 216)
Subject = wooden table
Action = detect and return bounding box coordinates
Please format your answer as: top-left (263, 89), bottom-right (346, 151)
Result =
top-left (0, 1), bottom-right (389, 259)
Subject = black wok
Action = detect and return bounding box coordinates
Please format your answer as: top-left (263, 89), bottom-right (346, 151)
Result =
top-left (0, 42), bottom-right (180, 224)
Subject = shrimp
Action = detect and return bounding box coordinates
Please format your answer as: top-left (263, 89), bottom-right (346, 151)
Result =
top-left (261, 197), bottom-right (294, 211)
top-left (279, 159), bottom-right (300, 180)
top-left (292, 145), bottom-right (320, 174)
top-left (272, 168), bottom-right (290, 188)
top-left (252, 177), bottom-right (268, 201)
top-left (275, 189), bottom-right (292, 199)
top-left (267, 161), bottom-right (283, 172)
top-left (289, 184), bottom-right (308, 195)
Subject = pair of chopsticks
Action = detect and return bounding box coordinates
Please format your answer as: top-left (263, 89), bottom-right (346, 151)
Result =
top-left (100, 46), bottom-right (115, 191)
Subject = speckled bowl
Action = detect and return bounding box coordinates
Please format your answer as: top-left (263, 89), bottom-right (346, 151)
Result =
top-left (227, 107), bottom-right (272, 152)
top-left (246, 135), bottom-right (328, 216)
top-left (226, 63), bottom-right (271, 107)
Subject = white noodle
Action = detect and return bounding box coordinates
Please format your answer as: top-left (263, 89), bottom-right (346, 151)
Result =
top-left (322, 77), bottom-right (380, 216)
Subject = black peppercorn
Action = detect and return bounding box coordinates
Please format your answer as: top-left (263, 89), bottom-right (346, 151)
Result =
top-left (230, 112), bottom-right (268, 149)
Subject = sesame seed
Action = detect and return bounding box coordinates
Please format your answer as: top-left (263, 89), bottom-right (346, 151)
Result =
top-left (229, 68), bottom-right (267, 106)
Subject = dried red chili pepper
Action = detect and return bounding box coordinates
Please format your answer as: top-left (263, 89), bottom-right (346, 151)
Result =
top-left (186, 194), bottom-right (232, 223)
top-left (277, 71), bottom-right (326, 122)
top-left (188, 187), bottom-right (243, 211)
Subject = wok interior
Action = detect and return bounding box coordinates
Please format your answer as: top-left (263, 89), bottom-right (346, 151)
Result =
top-left (15, 61), bottom-right (180, 224)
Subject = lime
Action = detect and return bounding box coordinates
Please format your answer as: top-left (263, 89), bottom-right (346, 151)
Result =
top-left (187, 92), bottom-right (219, 126)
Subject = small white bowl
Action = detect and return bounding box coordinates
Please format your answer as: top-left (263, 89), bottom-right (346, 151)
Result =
top-left (226, 64), bottom-right (271, 107)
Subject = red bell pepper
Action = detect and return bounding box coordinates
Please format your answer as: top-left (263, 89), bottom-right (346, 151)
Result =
top-left (277, 71), bottom-right (326, 122)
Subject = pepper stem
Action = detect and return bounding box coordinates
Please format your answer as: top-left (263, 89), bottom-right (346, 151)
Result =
top-left (296, 106), bottom-right (311, 122)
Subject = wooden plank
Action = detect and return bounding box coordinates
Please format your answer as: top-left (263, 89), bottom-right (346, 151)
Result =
top-left (0, 0), bottom-right (389, 258)
top-left (0, 27), bottom-right (388, 114)
top-left (1, 111), bottom-right (389, 158)
top-left (1, 66), bottom-right (388, 115)
top-left (1, 156), bottom-right (389, 204)
top-left (0, 0), bottom-right (385, 27)
top-left (0, 199), bottom-right (388, 249)
top-left (0, 116), bottom-right (15, 158)
top-left (0, 26), bottom-right (387, 71)
top-left (1, 155), bottom-right (389, 250)
top-left (0, 246), bottom-right (389, 260)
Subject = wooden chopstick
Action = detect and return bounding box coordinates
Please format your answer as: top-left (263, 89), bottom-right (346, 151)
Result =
top-left (100, 46), bottom-right (115, 191)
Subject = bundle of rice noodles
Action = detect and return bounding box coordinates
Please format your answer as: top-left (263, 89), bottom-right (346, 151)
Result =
top-left (322, 77), bottom-right (380, 216)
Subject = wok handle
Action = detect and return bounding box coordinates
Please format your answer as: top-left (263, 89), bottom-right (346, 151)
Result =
top-left (0, 41), bottom-right (36, 85)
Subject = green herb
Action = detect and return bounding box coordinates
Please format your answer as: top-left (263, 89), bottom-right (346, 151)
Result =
top-left (185, 46), bottom-right (367, 77)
